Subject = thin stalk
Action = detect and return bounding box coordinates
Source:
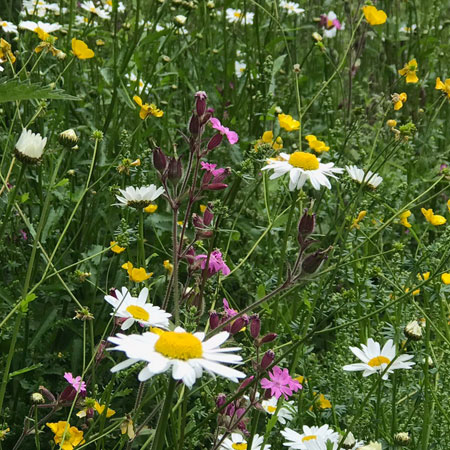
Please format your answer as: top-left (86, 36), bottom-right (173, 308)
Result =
top-left (151, 378), bottom-right (176, 450)
top-left (172, 208), bottom-right (180, 325)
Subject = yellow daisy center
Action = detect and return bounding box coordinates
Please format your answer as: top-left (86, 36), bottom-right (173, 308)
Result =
top-left (288, 152), bottom-right (319, 170)
top-left (126, 305), bottom-right (149, 322)
top-left (303, 435), bottom-right (317, 441)
top-left (267, 405), bottom-right (277, 413)
top-left (368, 355), bottom-right (391, 367)
top-left (2, 22), bottom-right (7, 27)
top-left (234, 12), bottom-right (242, 18)
top-left (232, 444), bottom-right (247, 450)
top-left (154, 331), bottom-right (203, 360)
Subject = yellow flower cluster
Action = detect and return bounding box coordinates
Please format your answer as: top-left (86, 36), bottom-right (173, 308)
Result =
top-left (72, 38), bottom-right (95, 59)
top-left (421, 208), bottom-right (446, 226)
top-left (255, 131), bottom-right (283, 151)
top-left (46, 421), bottom-right (85, 450)
top-left (398, 59), bottom-right (419, 84)
top-left (392, 92), bottom-right (407, 110)
top-left (122, 261), bottom-right (153, 282)
top-left (305, 135), bottom-right (330, 153)
top-left (363, 5), bottom-right (387, 26)
top-left (435, 77), bottom-right (450, 99)
top-left (133, 95), bottom-right (164, 120)
top-left (278, 113), bottom-right (300, 132)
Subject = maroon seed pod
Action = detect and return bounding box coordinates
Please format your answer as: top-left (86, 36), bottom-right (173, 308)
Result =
top-left (203, 206), bottom-right (214, 226)
top-left (238, 376), bottom-right (254, 391)
top-left (205, 183), bottom-right (228, 191)
top-left (260, 333), bottom-right (277, 344)
top-left (230, 317), bottom-right (247, 335)
top-left (153, 147), bottom-right (167, 173)
top-left (298, 209), bottom-right (316, 245)
top-left (260, 350), bottom-right (275, 370)
top-left (250, 315), bottom-right (261, 339)
top-left (189, 114), bottom-right (200, 135)
top-left (207, 133), bottom-right (223, 151)
top-left (209, 311), bottom-right (219, 330)
top-left (216, 393), bottom-right (227, 409)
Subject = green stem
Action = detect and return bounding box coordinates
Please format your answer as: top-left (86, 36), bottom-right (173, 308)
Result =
top-left (34, 406), bottom-right (40, 450)
top-left (139, 208), bottom-right (145, 267)
top-left (172, 208), bottom-right (180, 325)
top-left (151, 378), bottom-right (176, 450)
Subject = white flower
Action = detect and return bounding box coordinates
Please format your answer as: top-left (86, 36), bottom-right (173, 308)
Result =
top-left (125, 72), bottom-right (145, 89)
top-left (104, 286), bottom-right (171, 331)
top-left (358, 442), bottom-right (382, 450)
top-left (345, 165), bottom-right (383, 189)
top-left (75, 15), bottom-right (90, 25)
top-left (226, 8), bottom-right (254, 24)
top-left (281, 425), bottom-right (339, 450)
top-left (103, 0), bottom-right (125, 13)
top-left (0, 20), bottom-right (18, 34)
top-left (322, 11), bottom-right (344, 39)
top-left (280, 1), bottom-right (305, 15)
top-left (19, 20), bottom-right (62, 33)
top-left (399, 24), bottom-right (417, 33)
top-left (0, 64), bottom-right (3, 72)
top-left (115, 185), bottom-right (164, 208)
top-left (219, 433), bottom-right (269, 450)
top-left (262, 152), bottom-right (343, 191)
top-left (261, 397), bottom-right (294, 424)
top-left (174, 15), bottom-right (187, 25)
top-left (14, 129), bottom-right (47, 163)
top-left (108, 327), bottom-right (245, 388)
top-left (343, 338), bottom-right (415, 380)
top-left (341, 431), bottom-right (365, 450)
top-left (235, 61), bottom-right (246, 78)
top-left (22, 0), bottom-right (59, 16)
top-left (80, 1), bottom-right (111, 19)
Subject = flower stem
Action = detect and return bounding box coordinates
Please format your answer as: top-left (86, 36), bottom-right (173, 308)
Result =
top-left (139, 208), bottom-right (145, 267)
top-left (151, 378), bottom-right (176, 450)
top-left (172, 208), bottom-right (180, 325)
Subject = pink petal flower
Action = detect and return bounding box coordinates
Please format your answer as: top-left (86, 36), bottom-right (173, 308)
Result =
top-left (260, 366), bottom-right (301, 400)
top-left (210, 117), bottom-right (239, 145)
top-left (64, 372), bottom-right (86, 393)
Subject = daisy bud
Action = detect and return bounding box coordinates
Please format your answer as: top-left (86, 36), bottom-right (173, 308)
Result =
top-left (31, 392), bottom-right (45, 404)
top-left (209, 311), bottom-right (219, 329)
top-left (167, 156), bottom-right (182, 185)
top-left (393, 432), bottom-right (411, 446)
top-left (261, 350), bottom-right (275, 370)
top-left (189, 114), bottom-right (200, 135)
top-left (14, 129), bottom-right (47, 164)
top-left (302, 246), bottom-right (331, 274)
top-left (260, 333), bottom-right (277, 344)
top-left (230, 316), bottom-right (247, 335)
top-left (59, 128), bottom-right (78, 148)
top-left (203, 205), bottom-right (214, 226)
top-left (238, 376), bottom-right (254, 391)
top-left (195, 91), bottom-right (207, 116)
top-left (342, 431), bottom-right (357, 449)
top-left (404, 320), bottom-right (422, 341)
top-left (207, 133), bottom-right (223, 151)
top-left (216, 393), bottom-right (227, 409)
top-left (250, 315), bottom-right (261, 339)
top-left (153, 147), bottom-right (167, 173)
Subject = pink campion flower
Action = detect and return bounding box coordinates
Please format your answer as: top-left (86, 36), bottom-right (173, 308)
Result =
top-left (195, 249), bottom-right (231, 276)
top-left (260, 366), bottom-right (302, 400)
top-left (201, 161), bottom-right (225, 177)
top-left (64, 372), bottom-right (86, 394)
top-left (210, 117), bottom-right (239, 144)
top-left (223, 298), bottom-right (238, 318)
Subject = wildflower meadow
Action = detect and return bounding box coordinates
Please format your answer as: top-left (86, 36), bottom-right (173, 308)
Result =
top-left (1, 0), bottom-right (450, 448)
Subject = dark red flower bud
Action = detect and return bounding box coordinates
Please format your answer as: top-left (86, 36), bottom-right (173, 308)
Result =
top-left (203, 206), bottom-right (214, 226)
top-left (260, 333), bottom-right (277, 344)
top-left (205, 183), bottom-right (228, 191)
top-left (153, 147), bottom-right (167, 173)
top-left (250, 315), bottom-right (261, 339)
top-left (216, 393), bottom-right (227, 409)
top-left (209, 311), bottom-right (219, 329)
top-left (230, 317), bottom-right (247, 335)
top-left (195, 91), bottom-right (207, 116)
top-left (167, 156), bottom-right (182, 185)
top-left (238, 376), bottom-right (254, 391)
top-left (189, 114), bottom-right (200, 135)
top-left (108, 288), bottom-right (118, 299)
top-left (261, 350), bottom-right (275, 369)
top-left (211, 167), bottom-right (231, 184)
top-left (302, 246), bottom-right (332, 274)
top-left (192, 213), bottom-right (204, 229)
top-left (298, 209), bottom-right (316, 246)
top-left (207, 133), bottom-right (223, 150)
top-left (201, 111), bottom-right (213, 126)
top-left (185, 247), bottom-right (196, 265)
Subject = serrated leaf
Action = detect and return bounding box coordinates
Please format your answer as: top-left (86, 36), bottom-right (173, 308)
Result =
top-left (20, 192), bottom-right (29, 203)
top-left (0, 80), bottom-right (79, 103)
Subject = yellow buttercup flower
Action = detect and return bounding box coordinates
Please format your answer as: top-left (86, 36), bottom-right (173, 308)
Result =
top-left (421, 208), bottom-right (447, 226)
top-left (398, 59), bottom-right (419, 84)
top-left (144, 204), bottom-right (158, 213)
top-left (46, 421), bottom-right (85, 450)
top-left (417, 272), bottom-right (430, 282)
top-left (435, 77), bottom-right (450, 100)
top-left (351, 210), bottom-right (367, 229)
top-left (386, 119), bottom-right (397, 128)
top-left (441, 273), bottom-right (450, 285)
top-left (0, 38), bottom-right (16, 63)
top-left (405, 287), bottom-right (420, 296)
top-left (399, 210), bottom-right (412, 228)
top-left (200, 204), bottom-right (207, 213)
top-left (163, 260), bottom-right (174, 274)
top-left (133, 95), bottom-right (164, 120)
top-left (110, 241), bottom-right (126, 254)
top-left (392, 92), bottom-right (407, 110)
top-left (305, 135), bottom-right (330, 153)
top-left (278, 113), bottom-right (300, 132)
top-left (122, 261), bottom-right (153, 282)
top-left (120, 416), bottom-right (135, 439)
top-left (363, 5), bottom-right (387, 26)
top-left (94, 402), bottom-right (116, 417)
top-left (71, 38), bottom-right (95, 59)
top-left (255, 130), bottom-right (283, 151)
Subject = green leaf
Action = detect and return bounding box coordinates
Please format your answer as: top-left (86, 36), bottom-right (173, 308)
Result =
top-left (20, 192), bottom-right (29, 203)
top-left (9, 364), bottom-right (42, 380)
top-left (0, 80), bottom-right (79, 103)
top-left (54, 178), bottom-right (69, 188)
top-left (256, 284), bottom-right (266, 300)
top-left (20, 293), bottom-right (36, 313)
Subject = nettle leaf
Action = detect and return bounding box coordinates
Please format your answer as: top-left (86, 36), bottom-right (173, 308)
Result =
top-left (0, 80), bottom-right (79, 103)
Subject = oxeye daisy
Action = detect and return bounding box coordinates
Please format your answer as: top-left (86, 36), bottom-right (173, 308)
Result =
top-left (104, 287), bottom-right (171, 331)
top-left (108, 327), bottom-right (245, 388)
top-left (261, 396), bottom-right (295, 424)
top-left (345, 165), bottom-right (383, 189)
top-left (262, 152), bottom-right (343, 191)
top-left (281, 425), bottom-right (339, 449)
top-left (0, 20), bottom-right (18, 34)
top-left (14, 129), bottom-right (47, 164)
top-left (115, 185), bottom-right (164, 208)
top-left (343, 338), bottom-right (415, 380)
top-left (219, 433), bottom-right (269, 450)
